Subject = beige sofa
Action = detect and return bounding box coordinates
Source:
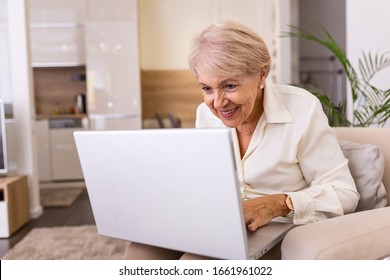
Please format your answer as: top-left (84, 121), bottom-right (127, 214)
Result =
top-left (281, 127), bottom-right (390, 259)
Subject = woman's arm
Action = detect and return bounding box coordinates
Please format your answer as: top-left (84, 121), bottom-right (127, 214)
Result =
top-left (242, 98), bottom-right (359, 230)
top-left (289, 98), bottom-right (359, 224)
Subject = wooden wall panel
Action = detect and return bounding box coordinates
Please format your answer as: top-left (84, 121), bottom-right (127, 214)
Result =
top-left (141, 70), bottom-right (203, 128)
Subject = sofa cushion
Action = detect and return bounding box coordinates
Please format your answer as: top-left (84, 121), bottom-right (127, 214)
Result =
top-left (339, 139), bottom-right (389, 211)
top-left (281, 207), bottom-right (390, 259)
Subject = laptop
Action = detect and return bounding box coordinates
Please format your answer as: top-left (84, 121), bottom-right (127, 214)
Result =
top-left (74, 128), bottom-right (294, 260)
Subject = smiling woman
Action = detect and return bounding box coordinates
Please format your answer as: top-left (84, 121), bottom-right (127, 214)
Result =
top-left (123, 21), bottom-right (360, 260)
top-left (191, 20), bottom-right (358, 227)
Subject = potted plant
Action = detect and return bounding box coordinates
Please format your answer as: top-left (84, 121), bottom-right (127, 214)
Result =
top-left (285, 25), bottom-right (390, 127)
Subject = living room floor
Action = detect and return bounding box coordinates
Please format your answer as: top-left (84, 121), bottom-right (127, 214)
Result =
top-left (0, 189), bottom-right (95, 259)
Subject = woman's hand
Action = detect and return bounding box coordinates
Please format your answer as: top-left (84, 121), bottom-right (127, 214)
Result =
top-left (243, 194), bottom-right (290, 231)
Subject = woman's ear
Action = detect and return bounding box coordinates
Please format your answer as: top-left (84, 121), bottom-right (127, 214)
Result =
top-left (258, 66), bottom-right (268, 88)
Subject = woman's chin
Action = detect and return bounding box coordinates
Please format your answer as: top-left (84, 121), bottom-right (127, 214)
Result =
top-left (220, 119), bottom-right (239, 128)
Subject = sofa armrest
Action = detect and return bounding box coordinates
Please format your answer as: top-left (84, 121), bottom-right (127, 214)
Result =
top-left (281, 207), bottom-right (390, 259)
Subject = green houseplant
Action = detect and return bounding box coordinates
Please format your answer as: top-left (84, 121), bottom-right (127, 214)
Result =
top-left (285, 25), bottom-right (390, 127)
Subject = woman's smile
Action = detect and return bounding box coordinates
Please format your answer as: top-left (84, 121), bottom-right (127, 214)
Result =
top-left (219, 106), bottom-right (239, 118)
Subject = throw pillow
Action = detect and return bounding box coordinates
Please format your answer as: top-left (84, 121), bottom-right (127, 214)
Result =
top-left (338, 139), bottom-right (389, 211)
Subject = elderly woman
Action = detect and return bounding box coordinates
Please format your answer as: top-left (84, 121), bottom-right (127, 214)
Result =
top-left (123, 21), bottom-right (359, 260)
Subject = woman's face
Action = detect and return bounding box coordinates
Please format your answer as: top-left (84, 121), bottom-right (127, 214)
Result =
top-left (196, 67), bottom-right (265, 129)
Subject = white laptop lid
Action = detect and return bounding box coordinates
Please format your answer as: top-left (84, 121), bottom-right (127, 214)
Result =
top-left (74, 128), bottom-right (250, 259)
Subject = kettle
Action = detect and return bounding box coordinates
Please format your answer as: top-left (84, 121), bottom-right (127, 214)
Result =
top-left (75, 93), bottom-right (87, 114)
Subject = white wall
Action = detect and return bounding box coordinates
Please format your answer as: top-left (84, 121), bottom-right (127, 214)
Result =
top-left (0, 0), bottom-right (12, 104)
top-left (346, 0), bottom-right (390, 90)
top-left (139, 0), bottom-right (298, 84)
top-left (277, 0), bottom-right (299, 84)
top-left (8, 0), bottom-right (42, 219)
top-left (346, 0), bottom-right (390, 126)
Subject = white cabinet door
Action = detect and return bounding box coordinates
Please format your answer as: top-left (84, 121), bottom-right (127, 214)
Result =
top-left (85, 19), bottom-right (141, 116)
top-left (35, 119), bottom-right (52, 181)
top-left (29, 0), bottom-right (86, 24)
top-left (28, 0), bottom-right (86, 67)
top-left (49, 127), bottom-right (85, 180)
top-left (85, 0), bottom-right (142, 130)
top-left (30, 26), bottom-right (85, 67)
top-left (85, 0), bottom-right (137, 21)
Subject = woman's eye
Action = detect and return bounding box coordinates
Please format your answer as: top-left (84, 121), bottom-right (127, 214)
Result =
top-left (224, 84), bottom-right (238, 92)
top-left (202, 86), bottom-right (213, 94)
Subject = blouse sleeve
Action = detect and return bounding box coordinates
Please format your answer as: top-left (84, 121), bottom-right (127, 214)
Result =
top-left (288, 98), bottom-right (359, 225)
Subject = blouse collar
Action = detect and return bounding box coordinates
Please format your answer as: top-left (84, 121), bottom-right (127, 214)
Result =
top-left (262, 79), bottom-right (293, 124)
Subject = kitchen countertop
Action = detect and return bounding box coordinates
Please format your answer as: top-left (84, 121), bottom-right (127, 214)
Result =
top-left (36, 114), bottom-right (88, 120)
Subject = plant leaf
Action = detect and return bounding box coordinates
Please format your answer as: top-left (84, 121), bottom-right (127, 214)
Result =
top-left (284, 24), bottom-right (390, 127)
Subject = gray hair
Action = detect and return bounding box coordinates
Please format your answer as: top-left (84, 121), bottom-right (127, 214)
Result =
top-left (189, 21), bottom-right (271, 78)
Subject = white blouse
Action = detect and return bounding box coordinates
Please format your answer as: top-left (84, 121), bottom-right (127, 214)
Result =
top-left (195, 79), bottom-right (359, 225)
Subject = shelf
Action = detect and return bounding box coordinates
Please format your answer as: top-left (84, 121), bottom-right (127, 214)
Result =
top-left (36, 114), bottom-right (88, 120)
top-left (30, 23), bottom-right (83, 29)
top-left (0, 175), bottom-right (29, 238)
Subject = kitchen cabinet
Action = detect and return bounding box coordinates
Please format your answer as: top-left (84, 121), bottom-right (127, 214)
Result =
top-left (35, 118), bottom-right (87, 182)
top-left (29, 26), bottom-right (85, 67)
top-left (35, 119), bottom-right (51, 181)
top-left (49, 127), bottom-right (85, 180)
top-left (85, 0), bottom-right (135, 21)
top-left (85, 0), bottom-right (142, 130)
top-left (28, 0), bottom-right (86, 67)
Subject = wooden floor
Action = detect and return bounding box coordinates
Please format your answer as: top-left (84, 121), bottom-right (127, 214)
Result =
top-left (0, 188), bottom-right (95, 259)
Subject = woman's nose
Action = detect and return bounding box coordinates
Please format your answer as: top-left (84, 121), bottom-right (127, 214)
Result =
top-left (213, 90), bottom-right (227, 108)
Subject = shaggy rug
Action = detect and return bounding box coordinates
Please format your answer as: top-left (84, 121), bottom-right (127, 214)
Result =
top-left (40, 187), bottom-right (84, 207)
top-left (2, 225), bottom-right (129, 260)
